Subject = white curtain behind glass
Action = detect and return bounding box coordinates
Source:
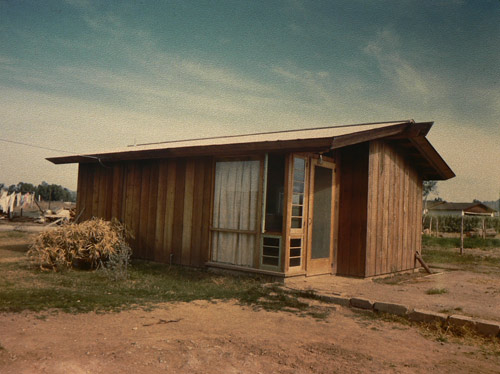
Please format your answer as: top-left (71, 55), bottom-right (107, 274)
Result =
top-left (211, 160), bottom-right (260, 266)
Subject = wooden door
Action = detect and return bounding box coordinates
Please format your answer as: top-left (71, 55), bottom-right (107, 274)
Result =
top-left (306, 158), bottom-right (335, 275)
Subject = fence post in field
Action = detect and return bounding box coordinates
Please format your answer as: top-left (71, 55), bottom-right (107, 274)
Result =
top-left (460, 211), bottom-right (464, 255)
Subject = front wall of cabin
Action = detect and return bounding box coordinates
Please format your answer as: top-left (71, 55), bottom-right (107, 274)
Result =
top-left (77, 158), bottom-right (213, 267)
top-left (336, 143), bottom-right (369, 277)
top-left (75, 140), bottom-right (424, 278)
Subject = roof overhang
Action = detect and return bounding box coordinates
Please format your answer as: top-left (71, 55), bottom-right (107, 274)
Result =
top-left (47, 120), bottom-right (455, 180)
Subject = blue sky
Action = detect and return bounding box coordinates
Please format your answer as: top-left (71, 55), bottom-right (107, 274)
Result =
top-left (0, 0), bottom-right (499, 201)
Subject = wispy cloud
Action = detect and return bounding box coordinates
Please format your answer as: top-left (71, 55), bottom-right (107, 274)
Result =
top-left (0, 55), bottom-right (17, 65)
top-left (1, 4), bottom-right (353, 133)
top-left (1, 1), bottom-right (498, 199)
top-left (272, 66), bottom-right (336, 104)
top-left (364, 28), bottom-right (435, 97)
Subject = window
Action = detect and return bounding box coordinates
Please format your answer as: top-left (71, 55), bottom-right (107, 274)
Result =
top-left (261, 235), bottom-right (281, 268)
top-left (289, 156), bottom-right (307, 268)
top-left (264, 154), bottom-right (285, 233)
top-left (211, 160), bottom-right (260, 267)
top-left (289, 238), bottom-right (302, 267)
top-left (291, 157), bottom-right (305, 229)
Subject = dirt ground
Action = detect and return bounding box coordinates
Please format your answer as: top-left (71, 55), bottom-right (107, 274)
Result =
top-left (286, 265), bottom-right (500, 322)
top-left (1, 300), bottom-right (500, 374)
top-left (1, 231), bottom-right (499, 373)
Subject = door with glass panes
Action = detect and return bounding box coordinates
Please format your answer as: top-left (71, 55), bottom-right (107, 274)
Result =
top-left (287, 155), bottom-right (335, 275)
top-left (306, 158), bottom-right (335, 275)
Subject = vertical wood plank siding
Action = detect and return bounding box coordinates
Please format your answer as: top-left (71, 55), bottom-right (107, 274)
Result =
top-left (336, 143), bottom-right (369, 277)
top-left (76, 158), bottom-right (214, 266)
top-left (75, 141), bottom-right (424, 276)
top-left (365, 140), bottom-right (423, 276)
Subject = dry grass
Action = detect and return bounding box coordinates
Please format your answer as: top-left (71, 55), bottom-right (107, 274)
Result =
top-left (27, 218), bottom-right (132, 272)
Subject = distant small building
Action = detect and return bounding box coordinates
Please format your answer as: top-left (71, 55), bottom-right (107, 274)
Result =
top-left (427, 202), bottom-right (496, 217)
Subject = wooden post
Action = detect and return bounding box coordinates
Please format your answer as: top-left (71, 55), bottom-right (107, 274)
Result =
top-left (460, 211), bottom-right (464, 255)
top-left (436, 216), bottom-right (439, 237)
top-left (34, 198), bottom-right (44, 214)
top-left (482, 218), bottom-right (486, 239)
top-left (415, 251), bottom-right (432, 274)
top-left (429, 216), bottom-right (433, 236)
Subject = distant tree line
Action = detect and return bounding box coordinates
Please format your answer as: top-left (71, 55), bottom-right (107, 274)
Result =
top-left (0, 181), bottom-right (76, 202)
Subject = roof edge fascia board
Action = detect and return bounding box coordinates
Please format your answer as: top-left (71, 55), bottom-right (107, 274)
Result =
top-left (46, 137), bottom-right (337, 164)
top-left (46, 121), bottom-right (455, 181)
top-left (388, 121), bottom-right (434, 139)
top-left (329, 122), bottom-right (409, 149)
top-left (408, 136), bottom-right (455, 180)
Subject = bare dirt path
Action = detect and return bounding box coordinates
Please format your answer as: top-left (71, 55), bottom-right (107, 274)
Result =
top-left (1, 301), bottom-right (499, 374)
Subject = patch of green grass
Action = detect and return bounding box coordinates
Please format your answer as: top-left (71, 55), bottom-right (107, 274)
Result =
top-left (422, 248), bottom-right (500, 268)
top-left (0, 231), bottom-right (30, 239)
top-left (239, 285), bottom-right (331, 319)
top-left (353, 307), bottom-right (500, 355)
top-left (426, 288), bottom-right (448, 295)
top-left (436, 335), bottom-right (448, 343)
top-left (350, 309), bottom-right (411, 328)
top-left (422, 235), bottom-right (500, 249)
top-left (421, 235), bottom-right (500, 271)
top-left (0, 244), bottom-right (31, 255)
top-left (0, 257), bottom-right (331, 319)
top-left (439, 307), bottom-right (463, 314)
top-left (0, 260), bottom-right (254, 313)
top-left (373, 271), bottom-right (427, 285)
top-left (350, 304), bottom-right (500, 355)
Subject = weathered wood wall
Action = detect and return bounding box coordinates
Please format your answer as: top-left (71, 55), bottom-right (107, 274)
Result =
top-left (75, 142), bottom-right (423, 276)
top-left (76, 158), bottom-right (213, 266)
top-left (365, 140), bottom-right (423, 276)
top-left (336, 143), bottom-right (369, 277)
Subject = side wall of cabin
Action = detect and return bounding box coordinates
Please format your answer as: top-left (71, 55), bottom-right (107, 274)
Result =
top-left (76, 158), bottom-right (214, 267)
top-left (365, 140), bottom-right (423, 277)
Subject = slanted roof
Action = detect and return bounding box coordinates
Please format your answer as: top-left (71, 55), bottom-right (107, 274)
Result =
top-left (426, 200), bottom-right (446, 209)
top-left (429, 202), bottom-right (496, 214)
top-left (47, 120), bottom-right (455, 180)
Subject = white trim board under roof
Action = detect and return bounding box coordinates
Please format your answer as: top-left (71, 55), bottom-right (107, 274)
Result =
top-left (46, 120), bottom-right (455, 180)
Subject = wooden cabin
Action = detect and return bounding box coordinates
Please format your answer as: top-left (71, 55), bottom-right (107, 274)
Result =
top-left (48, 121), bottom-right (454, 278)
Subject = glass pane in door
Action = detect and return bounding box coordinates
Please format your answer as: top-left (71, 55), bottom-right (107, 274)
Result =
top-left (311, 166), bottom-right (332, 259)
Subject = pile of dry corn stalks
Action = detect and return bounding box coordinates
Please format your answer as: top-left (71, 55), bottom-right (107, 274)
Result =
top-left (28, 218), bottom-right (132, 271)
